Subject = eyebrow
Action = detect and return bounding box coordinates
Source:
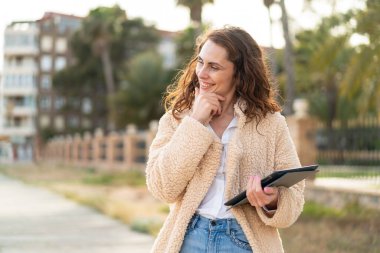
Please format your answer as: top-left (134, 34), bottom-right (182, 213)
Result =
top-left (198, 56), bottom-right (224, 69)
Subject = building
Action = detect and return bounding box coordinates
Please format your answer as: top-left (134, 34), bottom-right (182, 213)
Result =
top-left (0, 21), bottom-right (39, 161)
top-left (0, 13), bottom-right (82, 161)
top-left (0, 12), bottom-right (177, 162)
top-left (35, 12), bottom-right (82, 158)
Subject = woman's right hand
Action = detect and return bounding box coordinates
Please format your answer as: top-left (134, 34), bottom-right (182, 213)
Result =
top-left (190, 87), bottom-right (225, 125)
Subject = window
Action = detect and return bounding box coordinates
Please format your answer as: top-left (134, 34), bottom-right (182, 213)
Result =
top-left (55, 38), bottom-right (67, 53)
top-left (14, 117), bottom-right (22, 127)
top-left (24, 96), bottom-right (36, 108)
top-left (55, 96), bottom-right (65, 110)
top-left (15, 56), bottom-right (23, 66)
top-left (41, 36), bottom-right (53, 51)
top-left (39, 115), bottom-right (50, 128)
top-left (40, 96), bottom-right (51, 110)
top-left (55, 57), bottom-right (66, 71)
top-left (40, 55), bottom-right (52, 71)
top-left (82, 98), bottom-right (92, 114)
top-left (40, 75), bottom-right (51, 90)
top-left (68, 116), bottom-right (79, 127)
top-left (82, 118), bottom-right (92, 128)
top-left (54, 116), bottom-right (65, 130)
top-left (42, 21), bottom-right (52, 32)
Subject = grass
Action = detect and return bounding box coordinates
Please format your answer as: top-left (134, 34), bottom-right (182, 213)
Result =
top-left (281, 201), bottom-right (380, 253)
top-left (317, 165), bottom-right (380, 178)
top-left (82, 169), bottom-right (146, 186)
top-left (1, 163), bottom-right (380, 252)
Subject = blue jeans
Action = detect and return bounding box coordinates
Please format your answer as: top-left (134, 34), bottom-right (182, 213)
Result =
top-left (180, 214), bottom-right (253, 253)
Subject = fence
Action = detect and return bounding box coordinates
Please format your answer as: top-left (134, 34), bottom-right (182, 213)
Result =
top-left (41, 113), bottom-right (380, 170)
top-left (42, 122), bottom-right (158, 170)
top-left (42, 111), bottom-right (319, 170)
top-left (316, 117), bottom-right (380, 165)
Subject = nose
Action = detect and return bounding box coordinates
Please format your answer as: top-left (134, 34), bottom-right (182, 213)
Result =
top-left (197, 65), bottom-right (209, 79)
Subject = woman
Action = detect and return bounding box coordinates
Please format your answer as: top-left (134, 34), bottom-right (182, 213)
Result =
top-left (146, 26), bottom-right (304, 253)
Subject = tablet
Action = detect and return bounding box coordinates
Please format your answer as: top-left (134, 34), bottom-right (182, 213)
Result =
top-left (224, 165), bottom-right (319, 208)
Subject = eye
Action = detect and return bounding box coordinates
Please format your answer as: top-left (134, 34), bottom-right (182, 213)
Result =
top-left (210, 65), bottom-right (219, 70)
top-left (197, 57), bottom-right (203, 64)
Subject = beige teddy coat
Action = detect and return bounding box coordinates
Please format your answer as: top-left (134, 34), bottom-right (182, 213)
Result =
top-left (146, 102), bottom-right (304, 253)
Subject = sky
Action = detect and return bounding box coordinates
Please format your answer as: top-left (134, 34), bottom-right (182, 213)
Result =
top-left (0, 0), bottom-right (365, 70)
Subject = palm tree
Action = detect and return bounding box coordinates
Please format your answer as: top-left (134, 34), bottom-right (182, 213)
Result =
top-left (263, 0), bottom-right (275, 47)
top-left (82, 6), bottom-right (127, 130)
top-left (176, 0), bottom-right (214, 27)
top-left (84, 6), bottom-right (126, 97)
top-left (340, 0), bottom-right (380, 116)
top-left (278, 0), bottom-right (296, 115)
top-left (263, 0), bottom-right (278, 91)
top-left (262, 0), bottom-right (296, 115)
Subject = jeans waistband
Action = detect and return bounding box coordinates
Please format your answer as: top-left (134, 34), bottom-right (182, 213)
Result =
top-left (189, 213), bottom-right (242, 233)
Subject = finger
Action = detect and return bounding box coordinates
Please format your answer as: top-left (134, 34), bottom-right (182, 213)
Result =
top-left (264, 187), bottom-right (279, 205)
top-left (254, 176), bottom-right (266, 207)
top-left (206, 99), bottom-right (222, 112)
top-left (206, 95), bottom-right (223, 115)
top-left (208, 103), bottom-right (221, 117)
top-left (264, 187), bottom-right (274, 195)
top-left (216, 94), bottom-right (225, 101)
top-left (212, 102), bottom-right (222, 116)
top-left (247, 176), bottom-right (258, 207)
top-left (254, 176), bottom-right (263, 193)
top-left (246, 176), bottom-right (254, 205)
top-left (247, 175), bottom-right (254, 191)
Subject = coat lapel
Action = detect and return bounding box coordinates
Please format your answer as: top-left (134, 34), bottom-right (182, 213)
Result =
top-left (224, 100), bottom-right (248, 201)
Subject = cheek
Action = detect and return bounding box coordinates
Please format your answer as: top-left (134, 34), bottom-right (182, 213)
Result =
top-left (216, 73), bottom-right (233, 86)
top-left (195, 65), bottom-right (201, 77)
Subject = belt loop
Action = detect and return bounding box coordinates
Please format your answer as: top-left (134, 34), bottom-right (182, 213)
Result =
top-left (227, 219), bottom-right (231, 235)
top-left (191, 213), bottom-right (200, 229)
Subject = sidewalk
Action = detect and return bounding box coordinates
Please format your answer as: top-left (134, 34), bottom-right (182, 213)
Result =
top-left (0, 174), bottom-right (154, 253)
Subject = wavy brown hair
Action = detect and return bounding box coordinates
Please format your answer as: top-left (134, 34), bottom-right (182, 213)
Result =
top-left (164, 26), bottom-right (281, 123)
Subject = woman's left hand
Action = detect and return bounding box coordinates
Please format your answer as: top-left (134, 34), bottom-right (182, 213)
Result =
top-left (246, 175), bottom-right (279, 210)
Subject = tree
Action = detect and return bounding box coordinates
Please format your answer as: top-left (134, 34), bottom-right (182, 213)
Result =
top-left (176, 0), bottom-right (214, 37)
top-left (176, 0), bottom-right (214, 25)
top-left (294, 12), bottom-right (356, 134)
top-left (263, 0), bottom-right (275, 47)
top-left (83, 5), bottom-right (127, 96)
top-left (262, 0), bottom-right (296, 115)
top-left (175, 25), bottom-right (208, 68)
top-left (53, 6), bottom-right (160, 132)
top-left (110, 51), bottom-right (168, 128)
top-left (278, 0), bottom-right (296, 115)
top-left (60, 5), bottom-right (127, 131)
top-left (340, 0), bottom-right (380, 116)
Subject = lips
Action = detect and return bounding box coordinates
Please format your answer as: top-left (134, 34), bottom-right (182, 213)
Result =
top-left (199, 81), bottom-right (214, 89)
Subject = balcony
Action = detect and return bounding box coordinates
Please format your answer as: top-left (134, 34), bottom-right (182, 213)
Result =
top-left (10, 106), bottom-right (37, 117)
top-left (2, 64), bottom-right (38, 73)
top-left (4, 23), bottom-right (39, 56)
top-left (2, 87), bottom-right (37, 96)
top-left (1, 126), bottom-right (36, 137)
top-left (3, 46), bottom-right (39, 56)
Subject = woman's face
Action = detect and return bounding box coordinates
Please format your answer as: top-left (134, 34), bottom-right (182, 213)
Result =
top-left (195, 40), bottom-right (236, 98)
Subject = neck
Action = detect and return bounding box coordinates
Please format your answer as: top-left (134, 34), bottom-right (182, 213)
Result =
top-left (219, 95), bottom-right (236, 117)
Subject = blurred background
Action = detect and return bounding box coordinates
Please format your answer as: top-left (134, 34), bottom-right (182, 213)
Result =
top-left (0, 0), bottom-right (379, 252)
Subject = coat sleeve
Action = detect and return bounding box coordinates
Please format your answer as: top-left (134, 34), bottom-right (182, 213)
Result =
top-left (257, 115), bottom-right (305, 228)
top-left (146, 112), bottom-right (214, 203)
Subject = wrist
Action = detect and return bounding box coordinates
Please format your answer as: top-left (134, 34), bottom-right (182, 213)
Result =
top-left (190, 114), bottom-right (208, 125)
